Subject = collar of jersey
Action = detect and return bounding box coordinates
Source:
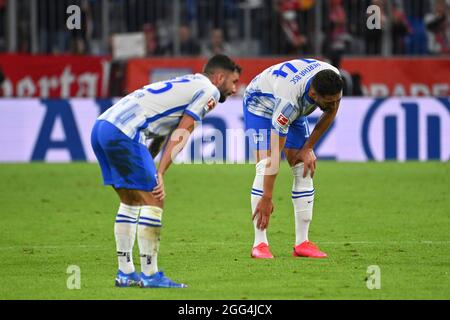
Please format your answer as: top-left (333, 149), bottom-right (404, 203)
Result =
top-left (302, 77), bottom-right (315, 105)
top-left (195, 73), bottom-right (212, 83)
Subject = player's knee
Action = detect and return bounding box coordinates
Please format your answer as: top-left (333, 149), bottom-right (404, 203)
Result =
top-left (142, 199), bottom-right (164, 208)
top-left (141, 191), bottom-right (164, 208)
top-left (285, 150), bottom-right (300, 167)
top-left (139, 205), bottom-right (163, 230)
top-left (292, 163), bottom-right (314, 188)
top-left (286, 157), bottom-right (297, 167)
top-left (115, 188), bottom-right (142, 205)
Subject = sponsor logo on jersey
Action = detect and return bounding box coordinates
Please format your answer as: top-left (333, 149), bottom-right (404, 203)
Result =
top-left (276, 113), bottom-right (289, 126)
top-left (206, 97), bottom-right (217, 111)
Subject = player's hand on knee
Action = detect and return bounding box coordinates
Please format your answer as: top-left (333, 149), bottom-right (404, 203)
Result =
top-left (252, 196), bottom-right (274, 230)
top-left (152, 172), bottom-right (165, 200)
top-left (297, 147), bottom-right (317, 178)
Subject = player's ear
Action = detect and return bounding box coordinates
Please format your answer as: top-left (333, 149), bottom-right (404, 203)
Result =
top-left (309, 86), bottom-right (318, 101)
top-left (213, 71), bottom-right (226, 86)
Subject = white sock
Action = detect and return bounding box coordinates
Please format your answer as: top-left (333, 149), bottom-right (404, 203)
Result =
top-left (291, 163), bottom-right (315, 245)
top-left (251, 158), bottom-right (269, 247)
top-left (138, 206), bottom-right (163, 276)
top-left (115, 203), bottom-right (140, 274)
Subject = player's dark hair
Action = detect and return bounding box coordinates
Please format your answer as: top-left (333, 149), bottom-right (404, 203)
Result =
top-left (203, 54), bottom-right (242, 75)
top-left (311, 69), bottom-right (343, 96)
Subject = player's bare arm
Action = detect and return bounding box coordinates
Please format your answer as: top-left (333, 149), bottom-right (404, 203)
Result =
top-left (152, 114), bottom-right (196, 200)
top-left (148, 135), bottom-right (169, 159)
top-left (253, 131), bottom-right (286, 230)
top-left (296, 93), bottom-right (341, 178)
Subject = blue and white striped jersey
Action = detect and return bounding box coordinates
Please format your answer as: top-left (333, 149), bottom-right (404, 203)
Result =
top-left (98, 73), bottom-right (220, 144)
top-left (244, 58), bottom-right (340, 135)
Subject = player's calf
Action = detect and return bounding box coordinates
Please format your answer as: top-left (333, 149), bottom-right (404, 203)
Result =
top-left (114, 203), bottom-right (140, 275)
top-left (251, 159), bottom-right (270, 249)
top-left (137, 205), bottom-right (163, 277)
top-left (291, 163), bottom-right (314, 245)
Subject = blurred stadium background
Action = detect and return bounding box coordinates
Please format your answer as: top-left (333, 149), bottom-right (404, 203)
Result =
top-left (0, 0), bottom-right (448, 162)
top-left (0, 0), bottom-right (449, 300)
top-left (0, 0), bottom-right (449, 96)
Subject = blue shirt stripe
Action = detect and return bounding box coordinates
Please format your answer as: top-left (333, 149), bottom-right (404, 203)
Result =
top-left (133, 104), bottom-right (189, 142)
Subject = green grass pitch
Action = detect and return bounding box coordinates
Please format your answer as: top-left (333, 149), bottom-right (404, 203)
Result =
top-left (0, 162), bottom-right (449, 300)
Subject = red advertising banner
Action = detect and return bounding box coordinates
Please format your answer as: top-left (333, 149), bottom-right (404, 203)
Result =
top-left (0, 54), bottom-right (111, 98)
top-left (126, 57), bottom-right (449, 97)
top-left (342, 58), bottom-right (450, 97)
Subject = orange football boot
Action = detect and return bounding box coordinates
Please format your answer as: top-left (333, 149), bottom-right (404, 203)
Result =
top-left (293, 241), bottom-right (327, 258)
top-left (251, 242), bottom-right (274, 259)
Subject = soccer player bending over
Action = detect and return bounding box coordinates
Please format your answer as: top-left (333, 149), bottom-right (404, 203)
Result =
top-left (244, 58), bottom-right (343, 259)
top-left (91, 55), bottom-right (241, 287)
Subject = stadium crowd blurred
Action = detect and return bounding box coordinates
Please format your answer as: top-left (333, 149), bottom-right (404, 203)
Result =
top-left (1, 0), bottom-right (449, 57)
top-left (0, 0), bottom-right (448, 98)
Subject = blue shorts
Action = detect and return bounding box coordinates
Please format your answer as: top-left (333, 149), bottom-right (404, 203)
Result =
top-left (243, 105), bottom-right (310, 150)
top-left (91, 120), bottom-right (158, 191)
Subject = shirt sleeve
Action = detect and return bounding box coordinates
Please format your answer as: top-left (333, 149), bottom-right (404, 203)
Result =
top-left (271, 97), bottom-right (300, 136)
top-left (184, 86), bottom-right (220, 121)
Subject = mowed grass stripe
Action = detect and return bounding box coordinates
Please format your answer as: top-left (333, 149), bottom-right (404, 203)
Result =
top-left (0, 162), bottom-right (448, 299)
